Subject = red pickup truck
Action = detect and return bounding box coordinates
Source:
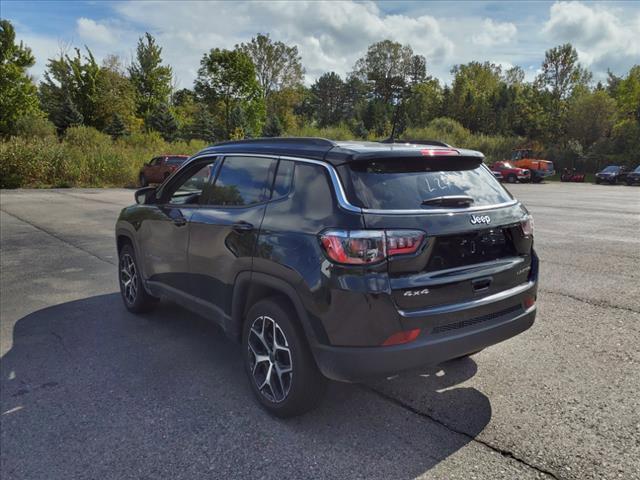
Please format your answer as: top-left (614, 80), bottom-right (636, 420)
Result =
top-left (139, 155), bottom-right (189, 186)
top-left (491, 161), bottom-right (531, 183)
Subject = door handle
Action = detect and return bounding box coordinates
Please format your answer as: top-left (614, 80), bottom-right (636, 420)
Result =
top-left (172, 217), bottom-right (187, 227)
top-left (232, 221), bottom-right (254, 233)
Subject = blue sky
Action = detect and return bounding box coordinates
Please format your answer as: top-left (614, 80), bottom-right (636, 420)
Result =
top-left (3, 1), bottom-right (639, 88)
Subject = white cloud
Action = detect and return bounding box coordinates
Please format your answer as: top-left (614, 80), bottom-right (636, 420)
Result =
top-left (76, 18), bottom-right (116, 45)
top-left (543, 1), bottom-right (640, 77)
top-left (9, 0), bottom-right (640, 88)
top-left (114, 0), bottom-right (455, 84)
top-left (472, 19), bottom-right (517, 46)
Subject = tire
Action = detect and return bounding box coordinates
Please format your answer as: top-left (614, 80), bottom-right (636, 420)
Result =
top-left (139, 173), bottom-right (148, 187)
top-left (118, 244), bottom-right (158, 313)
top-left (595, 178), bottom-right (601, 184)
top-left (243, 298), bottom-right (327, 418)
top-left (507, 174), bottom-right (517, 184)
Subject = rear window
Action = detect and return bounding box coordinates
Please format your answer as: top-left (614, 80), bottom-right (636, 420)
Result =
top-left (342, 158), bottom-right (512, 210)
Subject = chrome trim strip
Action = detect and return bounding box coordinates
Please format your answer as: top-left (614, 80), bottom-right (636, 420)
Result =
top-left (398, 281), bottom-right (535, 318)
top-left (186, 151), bottom-right (520, 215)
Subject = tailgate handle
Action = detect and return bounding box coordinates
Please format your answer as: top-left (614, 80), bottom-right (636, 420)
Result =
top-left (472, 277), bottom-right (492, 292)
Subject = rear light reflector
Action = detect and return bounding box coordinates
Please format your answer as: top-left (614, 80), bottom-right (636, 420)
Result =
top-left (521, 216), bottom-right (534, 236)
top-left (523, 296), bottom-right (536, 309)
top-left (319, 230), bottom-right (425, 265)
top-left (382, 328), bottom-right (421, 346)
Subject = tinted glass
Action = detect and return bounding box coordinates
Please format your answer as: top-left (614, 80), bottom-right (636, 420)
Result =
top-left (602, 166), bottom-right (619, 173)
top-left (167, 156), bottom-right (188, 165)
top-left (272, 160), bottom-right (294, 198)
top-left (150, 158), bottom-right (163, 166)
top-left (208, 156), bottom-right (276, 206)
top-left (634, 166), bottom-right (640, 173)
top-left (345, 159), bottom-right (512, 209)
top-left (168, 162), bottom-right (215, 205)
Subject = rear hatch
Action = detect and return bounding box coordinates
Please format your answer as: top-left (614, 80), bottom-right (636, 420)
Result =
top-left (337, 151), bottom-right (533, 315)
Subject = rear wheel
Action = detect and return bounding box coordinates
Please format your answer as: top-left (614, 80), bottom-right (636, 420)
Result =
top-left (139, 173), bottom-right (148, 187)
top-left (118, 244), bottom-right (158, 313)
top-left (507, 174), bottom-right (517, 183)
top-left (243, 298), bottom-right (326, 417)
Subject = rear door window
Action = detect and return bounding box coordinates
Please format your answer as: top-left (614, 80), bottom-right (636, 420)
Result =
top-left (342, 158), bottom-right (512, 210)
top-left (207, 156), bottom-right (277, 207)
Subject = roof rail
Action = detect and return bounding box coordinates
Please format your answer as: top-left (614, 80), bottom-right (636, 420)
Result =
top-left (380, 138), bottom-right (451, 148)
top-left (212, 137), bottom-right (337, 148)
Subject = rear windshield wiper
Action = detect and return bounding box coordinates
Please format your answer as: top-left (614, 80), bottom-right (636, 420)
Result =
top-left (421, 195), bottom-right (475, 208)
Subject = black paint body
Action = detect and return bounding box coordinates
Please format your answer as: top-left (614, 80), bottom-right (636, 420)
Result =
top-left (116, 139), bottom-right (538, 381)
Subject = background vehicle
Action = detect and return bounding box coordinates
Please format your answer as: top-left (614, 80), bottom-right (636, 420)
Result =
top-left (595, 165), bottom-right (628, 184)
top-left (116, 138), bottom-right (538, 417)
top-left (560, 168), bottom-right (586, 182)
top-left (491, 169), bottom-right (503, 181)
top-left (625, 166), bottom-right (640, 185)
top-left (491, 161), bottom-right (531, 183)
top-left (510, 149), bottom-right (554, 183)
top-left (139, 155), bottom-right (189, 186)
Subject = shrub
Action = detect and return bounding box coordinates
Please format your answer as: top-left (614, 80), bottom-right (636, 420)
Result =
top-left (14, 113), bottom-right (57, 139)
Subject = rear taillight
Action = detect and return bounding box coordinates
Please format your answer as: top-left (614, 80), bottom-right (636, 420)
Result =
top-left (319, 229), bottom-right (425, 265)
top-left (521, 216), bottom-right (534, 236)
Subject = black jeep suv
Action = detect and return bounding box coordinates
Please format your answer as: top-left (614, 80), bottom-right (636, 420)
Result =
top-left (116, 138), bottom-right (538, 417)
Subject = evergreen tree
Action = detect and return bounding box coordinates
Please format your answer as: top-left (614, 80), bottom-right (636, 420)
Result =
top-left (262, 114), bottom-right (282, 137)
top-left (186, 107), bottom-right (217, 142)
top-left (58, 96), bottom-right (84, 132)
top-left (105, 113), bottom-right (127, 139)
top-left (129, 33), bottom-right (173, 118)
top-left (147, 103), bottom-right (178, 141)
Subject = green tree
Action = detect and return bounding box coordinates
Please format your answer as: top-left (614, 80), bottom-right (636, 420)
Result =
top-left (14, 113), bottom-right (56, 138)
top-left (39, 47), bottom-right (101, 132)
top-left (0, 20), bottom-right (41, 136)
top-left (128, 33), bottom-right (173, 119)
top-left (239, 33), bottom-right (304, 102)
top-left (535, 43), bottom-right (592, 135)
top-left (146, 103), bottom-right (178, 141)
top-left (94, 55), bottom-right (137, 132)
top-left (405, 78), bottom-right (443, 128)
top-left (262, 114), bottom-right (282, 137)
top-left (184, 106), bottom-right (217, 142)
top-left (105, 113), bottom-right (128, 139)
top-left (195, 47), bottom-right (263, 138)
top-left (566, 90), bottom-right (617, 149)
top-left (59, 95), bottom-right (84, 131)
top-left (449, 61), bottom-right (503, 133)
top-left (310, 72), bottom-right (345, 127)
top-left (609, 65), bottom-right (640, 122)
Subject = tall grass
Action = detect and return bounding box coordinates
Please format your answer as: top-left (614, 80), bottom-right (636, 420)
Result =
top-left (0, 126), bottom-right (206, 188)
top-left (1, 119), bottom-right (523, 188)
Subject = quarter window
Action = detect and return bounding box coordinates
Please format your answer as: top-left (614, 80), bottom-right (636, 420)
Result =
top-left (272, 160), bottom-right (295, 198)
top-left (207, 156), bottom-right (276, 206)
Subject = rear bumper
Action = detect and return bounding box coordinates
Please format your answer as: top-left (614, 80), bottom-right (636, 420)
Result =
top-left (312, 281), bottom-right (537, 382)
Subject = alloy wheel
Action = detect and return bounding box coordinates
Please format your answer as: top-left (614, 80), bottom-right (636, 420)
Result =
top-left (247, 315), bottom-right (293, 403)
top-left (120, 253), bottom-right (138, 305)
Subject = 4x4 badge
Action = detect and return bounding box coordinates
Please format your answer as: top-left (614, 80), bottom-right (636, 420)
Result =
top-left (470, 214), bottom-right (491, 225)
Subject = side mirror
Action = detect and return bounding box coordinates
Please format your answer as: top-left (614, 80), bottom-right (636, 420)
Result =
top-left (135, 186), bottom-right (156, 205)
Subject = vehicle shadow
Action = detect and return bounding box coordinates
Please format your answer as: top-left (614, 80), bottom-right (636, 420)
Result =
top-left (1, 294), bottom-right (491, 480)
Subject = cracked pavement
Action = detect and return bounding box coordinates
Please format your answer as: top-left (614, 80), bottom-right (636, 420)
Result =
top-left (1, 183), bottom-right (639, 479)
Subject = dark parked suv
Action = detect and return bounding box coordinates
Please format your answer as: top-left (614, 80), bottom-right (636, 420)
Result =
top-left (116, 138), bottom-right (538, 417)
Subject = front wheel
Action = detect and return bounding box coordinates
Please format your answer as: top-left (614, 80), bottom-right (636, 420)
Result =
top-left (243, 298), bottom-right (327, 417)
top-left (506, 174), bottom-right (517, 183)
top-left (118, 244), bottom-right (158, 313)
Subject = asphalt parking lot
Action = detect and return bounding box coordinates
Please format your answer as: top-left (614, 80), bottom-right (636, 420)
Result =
top-left (1, 182), bottom-right (639, 480)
